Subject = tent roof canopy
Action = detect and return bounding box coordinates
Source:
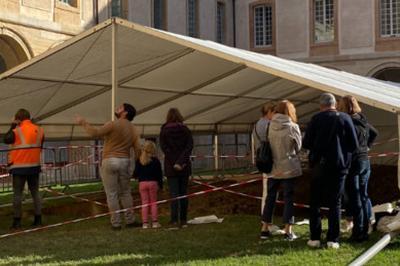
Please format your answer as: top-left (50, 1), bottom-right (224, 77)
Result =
top-left (0, 18), bottom-right (399, 138)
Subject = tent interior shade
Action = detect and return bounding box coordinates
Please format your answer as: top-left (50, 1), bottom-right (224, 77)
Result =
top-left (0, 18), bottom-right (398, 146)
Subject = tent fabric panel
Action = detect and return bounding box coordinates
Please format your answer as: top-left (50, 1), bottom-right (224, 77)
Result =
top-left (17, 27), bottom-right (111, 81)
top-left (134, 94), bottom-right (229, 124)
top-left (123, 50), bottom-right (241, 92)
top-left (187, 98), bottom-right (266, 124)
top-left (195, 68), bottom-right (276, 96)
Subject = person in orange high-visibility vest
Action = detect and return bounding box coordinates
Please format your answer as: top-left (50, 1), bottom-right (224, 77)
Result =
top-left (4, 109), bottom-right (44, 229)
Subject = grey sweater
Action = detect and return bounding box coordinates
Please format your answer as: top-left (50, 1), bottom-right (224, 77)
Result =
top-left (268, 114), bottom-right (302, 179)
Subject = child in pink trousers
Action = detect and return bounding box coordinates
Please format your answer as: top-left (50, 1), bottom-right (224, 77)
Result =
top-left (133, 141), bottom-right (163, 229)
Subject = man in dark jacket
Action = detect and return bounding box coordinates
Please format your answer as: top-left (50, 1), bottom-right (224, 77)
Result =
top-left (303, 93), bottom-right (358, 249)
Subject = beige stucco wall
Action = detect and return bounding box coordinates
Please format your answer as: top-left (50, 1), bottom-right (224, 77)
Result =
top-left (340, 0), bottom-right (374, 52)
top-left (168, 0), bottom-right (187, 35)
top-left (275, 0), bottom-right (309, 58)
top-left (235, 0), bottom-right (251, 50)
top-left (130, 0), bottom-right (151, 26)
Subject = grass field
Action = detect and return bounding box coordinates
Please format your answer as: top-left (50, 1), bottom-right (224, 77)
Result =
top-left (0, 178), bottom-right (399, 265)
top-left (0, 212), bottom-right (399, 265)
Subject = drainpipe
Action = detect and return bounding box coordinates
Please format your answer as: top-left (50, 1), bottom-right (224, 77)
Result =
top-left (93, 0), bottom-right (99, 24)
top-left (232, 0), bottom-right (236, 47)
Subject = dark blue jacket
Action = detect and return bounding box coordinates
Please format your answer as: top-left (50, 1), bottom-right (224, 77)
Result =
top-left (133, 157), bottom-right (163, 189)
top-left (303, 110), bottom-right (358, 174)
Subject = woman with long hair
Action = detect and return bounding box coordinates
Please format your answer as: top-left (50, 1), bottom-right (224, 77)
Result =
top-left (260, 100), bottom-right (302, 241)
top-left (160, 108), bottom-right (193, 228)
top-left (338, 95), bottom-right (378, 242)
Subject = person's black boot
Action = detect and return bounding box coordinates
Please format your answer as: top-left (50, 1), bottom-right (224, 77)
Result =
top-left (10, 217), bottom-right (21, 230)
top-left (32, 215), bottom-right (42, 227)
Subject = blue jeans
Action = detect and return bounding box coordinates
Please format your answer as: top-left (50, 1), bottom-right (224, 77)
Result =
top-left (347, 159), bottom-right (371, 237)
top-left (309, 162), bottom-right (346, 242)
top-left (262, 178), bottom-right (295, 225)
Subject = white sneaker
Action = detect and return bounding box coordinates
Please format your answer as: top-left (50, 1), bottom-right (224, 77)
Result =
top-left (152, 222), bottom-right (161, 229)
top-left (142, 223), bottom-right (149, 229)
top-left (340, 220), bottom-right (353, 233)
top-left (307, 240), bottom-right (321, 248)
top-left (327, 241), bottom-right (340, 249)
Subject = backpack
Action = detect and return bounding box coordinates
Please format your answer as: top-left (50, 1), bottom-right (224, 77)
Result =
top-left (255, 124), bottom-right (273, 173)
top-left (353, 116), bottom-right (369, 154)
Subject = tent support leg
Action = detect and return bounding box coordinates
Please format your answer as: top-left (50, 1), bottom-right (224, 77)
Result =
top-left (251, 132), bottom-right (255, 166)
top-left (398, 114), bottom-right (400, 192)
top-left (214, 134), bottom-right (219, 171)
top-left (111, 19), bottom-right (117, 121)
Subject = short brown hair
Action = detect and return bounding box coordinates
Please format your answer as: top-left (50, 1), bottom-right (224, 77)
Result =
top-left (14, 109), bottom-right (31, 121)
top-left (261, 102), bottom-right (276, 116)
top-left (166, 108), bottom-right (184, 123)
top-left (338, 95), bottom-right (362, 115)
top-left (274, 100), bottom-right (297, 123)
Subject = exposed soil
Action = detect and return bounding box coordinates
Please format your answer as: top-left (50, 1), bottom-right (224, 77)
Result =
top-left (9, 163), bottom-right (399, 222)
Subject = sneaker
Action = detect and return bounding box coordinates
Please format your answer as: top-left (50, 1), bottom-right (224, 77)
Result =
top-left (307, 240), bottom-right (321, 248)
top-left (152, 222), bottom-right (161, 229)
top-left (340, 220), bottom-right (353, 233)
top-left (181, 222), bottom-right (188, 228)
top-left (111, 225), bottom-right (122, 231)
top-left (260, 230), bottom-right (272, 240)
top-left (327, 241), bottom-right (340, 249)
top-left (167, 222), bottom-right (180, 230)
top-left (284, 233), bottom-right (297, 241)
top-left (142, 223), bottom-right (149, 229)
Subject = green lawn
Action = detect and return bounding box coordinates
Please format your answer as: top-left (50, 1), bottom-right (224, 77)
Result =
top-left (0, 213), bottom-right (398, 265)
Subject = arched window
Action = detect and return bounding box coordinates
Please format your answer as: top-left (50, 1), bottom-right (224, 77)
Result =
top-left (0, 55), bottom-right (6, 74)
top-left (373, 67), bottom-right (400, 83)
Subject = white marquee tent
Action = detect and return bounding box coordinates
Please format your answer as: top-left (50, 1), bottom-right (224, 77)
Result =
top-left (0, 18), bottom-right (399, 181)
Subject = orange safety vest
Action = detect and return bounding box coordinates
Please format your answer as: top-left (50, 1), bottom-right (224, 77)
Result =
top-left (9, 120), bottom-right (44, 169)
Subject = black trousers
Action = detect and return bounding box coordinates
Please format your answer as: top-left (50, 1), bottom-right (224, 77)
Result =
top-left (309, 163), bottom-right (346, 243)
top-left (261, 178), bottom-right (295, 225)
top-left (167, 176), bottom-right (189, 224)
top-left (13, 174), bottom-right (41, 218)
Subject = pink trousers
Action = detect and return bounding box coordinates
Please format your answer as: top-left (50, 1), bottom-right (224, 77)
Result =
top-left (139, 181), bottom-right (159, 223)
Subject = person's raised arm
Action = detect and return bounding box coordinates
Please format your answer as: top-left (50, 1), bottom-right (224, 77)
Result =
top-left (75, 115), bottom-right (113, 138)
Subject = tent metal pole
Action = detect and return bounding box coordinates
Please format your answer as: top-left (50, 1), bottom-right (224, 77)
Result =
top-left (349, 232), bottom-right (398, 266)
top-left (111, 19), bottom-right (117, 121)
top-left (214, 133), bottom-right (219, 171)
top-left (251, 132), bottom-right (255, 165)
top-left (398, 114), bottom-right (400, 191)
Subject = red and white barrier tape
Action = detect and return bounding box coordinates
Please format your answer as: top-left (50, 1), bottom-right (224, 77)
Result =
top-left (193, 179), bottom-right (334, 212)
top-left (0, 176), bottom-right (262, 239)
top-left (43, 188), bottom-right (107, 208)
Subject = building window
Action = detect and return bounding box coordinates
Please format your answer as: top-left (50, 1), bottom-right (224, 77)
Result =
top-left (0, 55), bottom-right (6, 74)
top-left (254, 5), bottom-right (273, 47)
top-left (314, 0), bottom-right (335, 43)
top-left (380, 0), bottom-right (400, 37)
top-left (187, 0), bottom-right (198, 37)
top-left (153, 0), bottom-right (167, 30)
top-left (216, 1), bottom-right (226, 44)
top-left (111, 0), bottom-right (122, 17)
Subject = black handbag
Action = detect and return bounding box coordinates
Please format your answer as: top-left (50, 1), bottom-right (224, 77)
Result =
top-left (255, 124), bottom-right (273, 173)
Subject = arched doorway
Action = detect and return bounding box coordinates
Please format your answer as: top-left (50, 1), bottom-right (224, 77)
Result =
top-left (0, 29), bottom-right (32, 74)
top-left (373, 67), bottom-right (400, 83)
